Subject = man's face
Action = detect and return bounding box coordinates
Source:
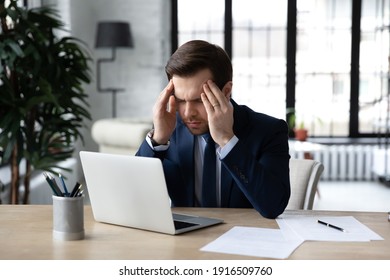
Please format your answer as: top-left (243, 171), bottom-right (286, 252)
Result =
top-left (172, 69), bottom-right (213, 135)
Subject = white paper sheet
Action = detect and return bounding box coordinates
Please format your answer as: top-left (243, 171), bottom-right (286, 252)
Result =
top-left (200, 226), bottom-right (304, 259)
top-left (200, 215), bottom-right (383, 259)
top-left (277, 215), bottom-right (384, 242)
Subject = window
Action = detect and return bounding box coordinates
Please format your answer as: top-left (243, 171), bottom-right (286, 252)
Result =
top-left (360, 0), bottom-right (390, 136)
top-left (177, 0), bottom-right (224, 46)
top-left (173, 0), bottom-right (390, 138)
top-left (232, 0), bottom-right (287, 119)
top-left (296, 0), bottom-right (352, 136)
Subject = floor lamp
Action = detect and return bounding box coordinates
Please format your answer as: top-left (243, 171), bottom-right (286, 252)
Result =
top-left (95, 21), bottom-right (134, 118)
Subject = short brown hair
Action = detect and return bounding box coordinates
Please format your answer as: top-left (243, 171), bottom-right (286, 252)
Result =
top-left (165, 40), bottom-right (232, 90)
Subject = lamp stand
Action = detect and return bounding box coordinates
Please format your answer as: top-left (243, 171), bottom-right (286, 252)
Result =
top-left (96, 48), bottom-right (125, 118)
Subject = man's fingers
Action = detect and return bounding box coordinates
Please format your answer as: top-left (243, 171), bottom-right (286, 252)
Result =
top-left (201, 92), bottom-right (213, 112)
top-left (167, 94), bottom-right (176, 113)
top-left (159, 80), bottom-right (174, 102)
top-left (202, 83), bottom-right (219, 109)
top-left (203, 80), bottom-right (228, 110)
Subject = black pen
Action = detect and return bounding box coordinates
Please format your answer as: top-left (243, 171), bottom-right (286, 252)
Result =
top-left (73, 185), bottom-right (83, 197)
top-left (43, 172), bottom-right (63, 196)
top-left (47, 173), bottom-right (64, 197)
top-left (317, 219), bottom-right (347, 233)
top-left (70, 182), bottom-right (82, 197)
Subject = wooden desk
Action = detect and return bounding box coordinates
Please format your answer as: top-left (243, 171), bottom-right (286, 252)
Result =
top-left (0, 206), bottom-right (389, 260)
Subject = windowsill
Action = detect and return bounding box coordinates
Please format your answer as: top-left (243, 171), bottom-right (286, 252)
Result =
top-left (305, 137), bottom-right (383, 145)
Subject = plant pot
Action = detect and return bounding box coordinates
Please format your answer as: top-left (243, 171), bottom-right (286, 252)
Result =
top-left (294, 128), bottom-right (308, 141)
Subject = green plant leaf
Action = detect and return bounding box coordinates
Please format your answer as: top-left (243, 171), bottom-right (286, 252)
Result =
top-left (0, 0), bottom-right (92, 203)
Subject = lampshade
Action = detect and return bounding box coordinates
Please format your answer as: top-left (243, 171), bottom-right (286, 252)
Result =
top-left (95, 21), bottom-right (134, 48)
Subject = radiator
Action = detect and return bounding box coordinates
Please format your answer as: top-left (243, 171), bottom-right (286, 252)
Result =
top-left (290, 144), bottom-right (376, 181)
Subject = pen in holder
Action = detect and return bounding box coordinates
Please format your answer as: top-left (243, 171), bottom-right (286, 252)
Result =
top-left (43, 172), bottom-right (85, 240)
top-left (52, 195), bottom-right (85, 241)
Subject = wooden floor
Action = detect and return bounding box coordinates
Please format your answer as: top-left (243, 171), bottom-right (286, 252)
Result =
top-left (313, 180), bottom-right (390, 212)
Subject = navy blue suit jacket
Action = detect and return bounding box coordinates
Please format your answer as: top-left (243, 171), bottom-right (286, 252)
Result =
top-left (136, 100), bottom-right (290, 218)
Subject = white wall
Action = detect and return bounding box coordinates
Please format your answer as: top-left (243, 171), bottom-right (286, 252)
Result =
top-left (43, 0), bottom-right (171, 190)
top-left (1, 0), bottom-right (170, 203)
top-left (51, 0), bottom-right (171, 152)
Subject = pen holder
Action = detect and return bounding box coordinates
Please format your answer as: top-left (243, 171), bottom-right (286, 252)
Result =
top-left (52, 195), bottom-right (85, 241)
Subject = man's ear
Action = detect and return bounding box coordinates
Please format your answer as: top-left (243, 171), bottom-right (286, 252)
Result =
top-left (222, 81), bottom-right (233, 99)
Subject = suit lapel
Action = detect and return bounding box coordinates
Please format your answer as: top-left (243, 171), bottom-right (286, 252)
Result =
top-left (220, 99), bottom-right (250, 207)
top-left (231, 99), bottom-right (250, 138)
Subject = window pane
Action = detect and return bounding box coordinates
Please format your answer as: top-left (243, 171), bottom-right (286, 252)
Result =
top-left (296, 0), bottom-right (352, 137)
top-left (177, 0), bottom-right (224, 46)
top-left (232, 0), bottom-right (287, 119)
top-left (360, 0), bottom-right (390, 135)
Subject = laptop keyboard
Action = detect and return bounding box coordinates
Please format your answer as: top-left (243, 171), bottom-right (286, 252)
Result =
top-left (174, 220), bottom-right (199, 230)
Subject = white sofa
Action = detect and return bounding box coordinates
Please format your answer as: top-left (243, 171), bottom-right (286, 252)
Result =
top-left (91, 118), bottom-right (153, 155)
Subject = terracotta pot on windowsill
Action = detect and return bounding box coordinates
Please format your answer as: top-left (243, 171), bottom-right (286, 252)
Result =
top-left (294, 128), bottom-right (308, 141)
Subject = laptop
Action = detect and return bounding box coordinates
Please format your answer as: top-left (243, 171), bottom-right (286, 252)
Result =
top-left (79, 151), bottom-right (223, 235)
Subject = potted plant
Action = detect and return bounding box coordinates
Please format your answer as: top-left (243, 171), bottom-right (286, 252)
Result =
top-left (294, 122), bottom-right (309, 141)
top-left (286, 108), bottom-right (308, 141)
top-left (0, 0), bottom-right (91, 204)
top-left (287, 108), bottom-right (325, 141)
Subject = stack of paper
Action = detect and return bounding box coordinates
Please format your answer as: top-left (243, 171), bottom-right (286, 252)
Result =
top-left (200, 215), bottom-right (383, 259)
top-left (277, 215), bottom-right (383, 242)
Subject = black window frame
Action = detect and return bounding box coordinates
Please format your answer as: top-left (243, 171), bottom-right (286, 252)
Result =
top-left (171, 0), bottom-right (388, 139)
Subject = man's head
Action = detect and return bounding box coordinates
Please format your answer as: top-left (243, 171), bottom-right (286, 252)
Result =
top-left (165, 40), bottom-right (232, 90)
top-left (165, 40), bottom-right (233, 135)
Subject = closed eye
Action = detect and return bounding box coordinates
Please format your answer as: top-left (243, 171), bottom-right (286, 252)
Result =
top-left (194, 98), bottom-right (203, 103)
top-left (174, 96), bottom-right (203, 104)
top-left (175, 97), bottom-right (185, 103)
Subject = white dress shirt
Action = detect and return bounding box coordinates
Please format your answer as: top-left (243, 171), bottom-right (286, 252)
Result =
top-left (146, 133), bottom-right (239, 206)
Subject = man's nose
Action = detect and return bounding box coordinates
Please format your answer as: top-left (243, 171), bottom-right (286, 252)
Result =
top-left (183, 102), bottom-right (196, 117)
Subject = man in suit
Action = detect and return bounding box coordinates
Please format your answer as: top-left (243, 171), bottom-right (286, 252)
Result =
top-left (136, 40), bottom-right (290, 219)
